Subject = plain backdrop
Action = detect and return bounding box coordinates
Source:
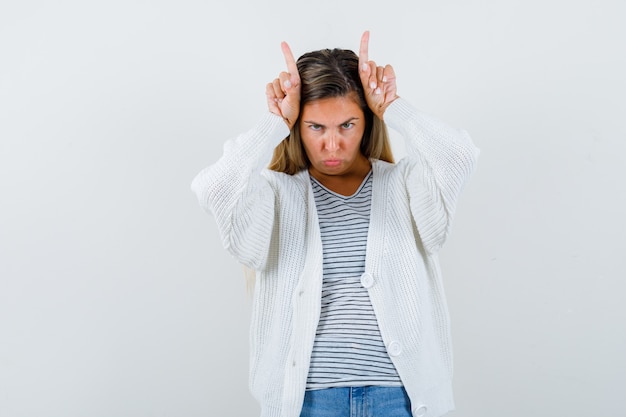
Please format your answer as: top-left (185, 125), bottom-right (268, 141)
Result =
top-left (1, 1), bottom-right (625, 416)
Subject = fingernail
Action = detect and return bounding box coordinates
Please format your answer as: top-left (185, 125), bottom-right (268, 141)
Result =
top-left (362, 63), bottom-right (368, 71)
top-left (370, 81), bottom-right (377, 89)
top-left (375, 87), bottom-right (381, 95)
top-left (382, 76), bottom-right (387, 83)
top-left (285, 80), bottom-right (292, 88)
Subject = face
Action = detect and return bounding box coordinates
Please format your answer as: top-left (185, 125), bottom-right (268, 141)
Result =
top-left (299, 95), bottom-right (370, 180)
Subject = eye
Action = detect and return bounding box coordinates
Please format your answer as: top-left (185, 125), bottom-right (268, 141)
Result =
top-left (341, 122), bottom-right (354, 129)
top-left (308, 124), bottom-right (322, 131)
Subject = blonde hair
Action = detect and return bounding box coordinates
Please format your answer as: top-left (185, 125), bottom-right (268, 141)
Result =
top-left (269, 48), bottom-right (394, 174)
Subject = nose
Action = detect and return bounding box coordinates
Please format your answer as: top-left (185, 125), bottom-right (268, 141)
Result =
top-left (324, 132), bottom-right (340, 152)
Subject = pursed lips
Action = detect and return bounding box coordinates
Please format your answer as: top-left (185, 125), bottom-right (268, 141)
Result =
top-left (323, 158), bottom-right (342, 167)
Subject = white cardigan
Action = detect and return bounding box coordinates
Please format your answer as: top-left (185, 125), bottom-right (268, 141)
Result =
top-left (191, 98), bottom-right (479, 417)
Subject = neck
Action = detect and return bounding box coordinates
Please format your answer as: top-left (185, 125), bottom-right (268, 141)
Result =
top-left (309, 157), bottom-right (371, 196)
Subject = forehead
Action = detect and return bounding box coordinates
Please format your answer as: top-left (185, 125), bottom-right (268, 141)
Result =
top-left (301, 96), bottom-right (364, 123)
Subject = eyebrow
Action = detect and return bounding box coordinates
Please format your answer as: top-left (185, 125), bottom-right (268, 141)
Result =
top-left (302, 117), bottom-right (360, 126)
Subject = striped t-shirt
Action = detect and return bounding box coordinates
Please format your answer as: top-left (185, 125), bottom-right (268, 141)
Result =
top-left (306, 171), bottom-right (402, 390)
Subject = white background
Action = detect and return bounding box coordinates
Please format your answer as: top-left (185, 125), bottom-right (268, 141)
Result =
top-left (1, 1), bottom-right (624, 416)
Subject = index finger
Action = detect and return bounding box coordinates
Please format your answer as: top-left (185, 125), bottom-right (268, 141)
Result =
top-left (359, 30), bottom-right (370, 68)
top-left (281, 41), bottom-right (298, 76)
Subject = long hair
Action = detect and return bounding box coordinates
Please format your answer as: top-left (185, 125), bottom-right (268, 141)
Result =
top-left (268, 48), bottom-right (394, 174)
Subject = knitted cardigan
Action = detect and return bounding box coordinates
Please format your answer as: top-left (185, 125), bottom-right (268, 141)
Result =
top-left (191, 98), bottom-right (479, 417)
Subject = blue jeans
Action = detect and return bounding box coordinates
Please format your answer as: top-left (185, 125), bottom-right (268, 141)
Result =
top-left (299, 386), bottom-right (412, 417)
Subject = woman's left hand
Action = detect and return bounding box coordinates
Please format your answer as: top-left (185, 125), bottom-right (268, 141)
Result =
top-left (358, 31), bottom-right (399, 120)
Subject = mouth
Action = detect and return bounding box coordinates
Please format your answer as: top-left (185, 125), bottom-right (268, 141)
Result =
top-left (323, 159), bottom-right (342, 167)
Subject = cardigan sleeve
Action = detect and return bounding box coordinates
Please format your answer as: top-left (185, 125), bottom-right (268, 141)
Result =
top-left (191, 113), bottom-right (290, 270)
top-left (384, 98), bottom-right (480, 253)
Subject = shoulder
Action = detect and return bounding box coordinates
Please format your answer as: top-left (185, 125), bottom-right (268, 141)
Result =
top-left (261, 168), bottom-right (311, 194)
top-left (372, 158), bottom-right (415, 177)
top-left (372, 159), bottom-right (395, 173)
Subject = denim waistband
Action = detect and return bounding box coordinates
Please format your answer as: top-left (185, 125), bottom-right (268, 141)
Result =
top-left (300, 386), bottom-right (411, 417)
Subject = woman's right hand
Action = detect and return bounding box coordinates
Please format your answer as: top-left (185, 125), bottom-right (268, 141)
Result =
top-left (266, 42), bottom-right (301, 130)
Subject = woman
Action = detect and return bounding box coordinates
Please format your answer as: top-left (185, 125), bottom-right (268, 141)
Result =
top-left (192, 31), bottom-right (479, 417)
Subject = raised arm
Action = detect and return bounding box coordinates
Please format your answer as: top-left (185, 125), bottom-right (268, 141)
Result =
top-left (191, 42), bottom-right (299, 270)
top-left (359, 31), bottom-right (479, 252)
top-left (386, 99), bottom-right (479, 253)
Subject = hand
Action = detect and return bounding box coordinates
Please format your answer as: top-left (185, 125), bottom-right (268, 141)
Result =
top-left (266, 41), bottom-right (301, 129)
top-left (358, 31), bottom-right (398, 120)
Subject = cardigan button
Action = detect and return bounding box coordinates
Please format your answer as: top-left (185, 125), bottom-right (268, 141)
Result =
top-left (360, 272), bottom-right (374, 288)
top-left (414, 405), bottom-right (427, 416)
top-left (388, 341), bottom-right (402, 356)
